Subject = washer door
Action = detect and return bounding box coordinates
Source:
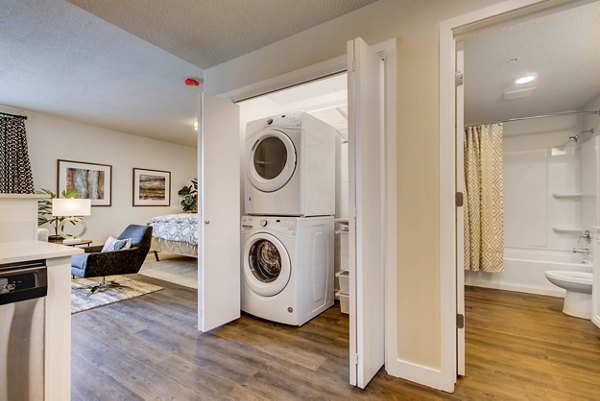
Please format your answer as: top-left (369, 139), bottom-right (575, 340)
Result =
top-left (243, 232), bottom-right (291, 297)
top-left (247, 129), bottom-right (297, 192)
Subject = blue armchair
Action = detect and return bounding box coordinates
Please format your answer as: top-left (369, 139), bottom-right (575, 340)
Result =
top-left (71, 224), bottom-right (153, 294)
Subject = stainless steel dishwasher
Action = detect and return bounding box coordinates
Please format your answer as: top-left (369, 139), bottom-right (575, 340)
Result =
top-left (0, 259), bottom-right (48, 401)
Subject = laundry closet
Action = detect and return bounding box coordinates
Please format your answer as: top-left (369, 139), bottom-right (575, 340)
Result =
top-left (237, 73), bottom-right (350, 325)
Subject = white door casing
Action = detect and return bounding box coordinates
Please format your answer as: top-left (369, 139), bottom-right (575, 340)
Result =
top-left (593, 228), bottom-right (600, 328)
top-left (455, 47), bottom-right (466, 376)
top-left (348, 37), bottom-right (385, 389)
top-left (198, 92), bottom-right (241, 332)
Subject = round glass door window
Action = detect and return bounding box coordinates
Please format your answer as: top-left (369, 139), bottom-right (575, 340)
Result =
top-left (243, 233), bottom-right (291, 297)
top-left (253, 137), bottom-right (287, 180)
top-left (248, 130), bottom-right (296, 192)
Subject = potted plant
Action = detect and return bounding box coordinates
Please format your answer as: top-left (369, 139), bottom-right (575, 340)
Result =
top-left (37, 188), bottom-right (82, 240)
top-left (178, 178), bottom-right (198, 213)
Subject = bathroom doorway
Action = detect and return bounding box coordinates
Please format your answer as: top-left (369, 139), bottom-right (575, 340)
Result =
top-left (440, 0), bottom-right (600, 390)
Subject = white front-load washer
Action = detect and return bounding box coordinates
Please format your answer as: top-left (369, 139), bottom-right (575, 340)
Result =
top-left (244, 112), bottom-right (336, 216)
top-left (241, 215), bottom-right (334, 326)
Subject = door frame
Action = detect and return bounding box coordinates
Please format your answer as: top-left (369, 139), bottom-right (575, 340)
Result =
top-left (439, 0), bottom-right (584, 391)
top-left (218, 38), bottom-right (397, 382)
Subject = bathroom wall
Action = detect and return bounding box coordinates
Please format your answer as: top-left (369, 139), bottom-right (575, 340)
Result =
top-left (504, 115), bottom-right (583, 251)
top-left (581, 93), bottom-right (600, 227)
top-left (466, 115), bottom-right (588, 296)
top-left (582, 93), bottom-right (600, 135)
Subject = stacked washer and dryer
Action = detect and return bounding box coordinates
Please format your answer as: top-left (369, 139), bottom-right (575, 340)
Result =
top-left (241, 112), bottom-right (336, 326)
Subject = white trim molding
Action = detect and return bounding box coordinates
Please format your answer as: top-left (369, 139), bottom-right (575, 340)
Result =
top-left (439, 0), bottom-right (551, 393)
top-left (219, 55), bottom-right (346, 103)
top-left (592, 227), bottom-right (600, 329)
top-left (385, 359), bottom-right (445, 391)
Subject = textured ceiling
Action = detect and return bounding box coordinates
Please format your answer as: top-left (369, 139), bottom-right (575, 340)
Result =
top-left (0, 0), bottom-right (377, 147)
top-left (3, 1), bottom-right (598, 147)
top-left (463, 1), bottom-right (600, 125)
top-left (67, 0), bottom-right (379, 69)
top-left (0, 0), bottom-right (204, 146)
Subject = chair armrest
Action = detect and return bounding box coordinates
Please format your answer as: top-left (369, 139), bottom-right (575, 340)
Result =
top-left (81, 247), bottom-right (143, 277)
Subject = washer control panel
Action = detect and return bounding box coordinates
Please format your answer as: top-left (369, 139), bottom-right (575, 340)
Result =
top-left (241, 216), bottom-right (297, 234)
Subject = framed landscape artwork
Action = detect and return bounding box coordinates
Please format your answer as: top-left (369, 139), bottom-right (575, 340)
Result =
top-left (57, 159), bottom-right (112, 206)
top-left (133, 168), bottom-right (171, 206)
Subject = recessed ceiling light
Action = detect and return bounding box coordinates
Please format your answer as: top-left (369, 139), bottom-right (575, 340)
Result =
top-left (515, 75), bottom-right (536, 85)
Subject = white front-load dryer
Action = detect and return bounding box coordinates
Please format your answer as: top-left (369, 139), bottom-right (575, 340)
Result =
top-left (244, 112), bottom-right (336, 216)
top-left (241, 215), bottom-right (334, 326)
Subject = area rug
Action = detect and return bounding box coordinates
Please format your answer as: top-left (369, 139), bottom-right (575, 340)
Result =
top-left (71, 276), bottom-right (163, 314)
top-left (139, 256), bottom-right (198, 289)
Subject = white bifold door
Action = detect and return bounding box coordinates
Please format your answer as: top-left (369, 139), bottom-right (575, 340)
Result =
top-left (198, 92), bottom-right (241, 332)
top-left (347, 37), bottom-right (385, 389)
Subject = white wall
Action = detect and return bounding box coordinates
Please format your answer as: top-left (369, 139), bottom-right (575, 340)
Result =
top-left (205, 0), bottom-right (508, 379)
top-left (2, 105), bottom-right (197, 244)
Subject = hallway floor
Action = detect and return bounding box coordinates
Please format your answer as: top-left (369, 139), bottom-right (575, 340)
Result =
top-left (71, 279), bottom-right (600, 400)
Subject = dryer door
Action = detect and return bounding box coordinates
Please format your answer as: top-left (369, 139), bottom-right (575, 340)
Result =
top-left (247, 129), bottom-right (297, 192)
top-left (243, 232), bottom-right (291, 297)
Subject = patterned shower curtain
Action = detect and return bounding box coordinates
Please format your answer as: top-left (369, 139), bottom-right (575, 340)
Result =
top-left (464, 123), bottom-right (504, 272)
top-left (0, 116), bottom-right (34, 193)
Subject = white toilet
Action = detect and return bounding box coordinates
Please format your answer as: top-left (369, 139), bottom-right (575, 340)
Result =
top-left (545, 270), bottom-right (593, 319)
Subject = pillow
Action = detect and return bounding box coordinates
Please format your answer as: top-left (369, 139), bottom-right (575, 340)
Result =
top-left (101, 236), bottom-right (132, 252)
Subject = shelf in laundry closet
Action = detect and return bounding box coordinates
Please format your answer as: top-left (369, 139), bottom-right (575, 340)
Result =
top-left (335, 291), bottom-right (349, 314)
top-left (336, 270), bottom-right (349, 294)
top-left (552, 226), bottom-right (584, 234)
top-left (552, 193), bottom-right (582, 200)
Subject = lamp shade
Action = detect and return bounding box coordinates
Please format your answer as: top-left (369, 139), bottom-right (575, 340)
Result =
top-left (52, 198), bottom-right (91, 217)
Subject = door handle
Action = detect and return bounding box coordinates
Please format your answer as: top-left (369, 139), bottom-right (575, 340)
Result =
top-left (204, 220), bottom-right (210, 224)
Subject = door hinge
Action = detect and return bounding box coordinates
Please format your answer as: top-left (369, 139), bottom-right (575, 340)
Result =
top-left (351, 353), bottom-right (359, 365)
top-left (455, 192), bottom-right (464, 207)
top-left (455, 71), bottom-right (464, 86)
top-left (457, 313), bottom-right (465, 329)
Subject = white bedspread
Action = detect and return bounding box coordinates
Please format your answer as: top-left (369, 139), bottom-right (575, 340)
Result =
top-left (148, 213), bottom-right (198, 245)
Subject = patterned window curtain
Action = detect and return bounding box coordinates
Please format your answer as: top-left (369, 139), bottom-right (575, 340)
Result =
top-left (464, 123), bottom-right (504, 272)
top-left (0, 116), bottom-right (34, 193)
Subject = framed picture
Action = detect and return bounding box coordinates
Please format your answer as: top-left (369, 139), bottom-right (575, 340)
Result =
top-left (57, 159), bottom-right (112, 206)
top-left (132, 168), bottom-right (171, 206)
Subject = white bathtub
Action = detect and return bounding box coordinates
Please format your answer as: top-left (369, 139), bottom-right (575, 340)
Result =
top-left (465, 248), bottom-right (593, 297)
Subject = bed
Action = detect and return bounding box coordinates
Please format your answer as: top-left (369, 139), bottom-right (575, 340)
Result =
top-left (147, 213), bottom-right (198, 258)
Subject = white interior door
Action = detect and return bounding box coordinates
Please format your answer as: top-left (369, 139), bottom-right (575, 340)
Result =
top-left (347, 37), bottom-right (385, 389)
top-left (198, 92), bottom-right (241, 332)
top-left (455, 47), bottom-right (466, 376)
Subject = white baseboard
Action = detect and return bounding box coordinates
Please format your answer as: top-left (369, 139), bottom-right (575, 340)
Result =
top-left (593, 315), bottom-right (600, 329)
top-left (386, 358), bottom-right (452, 392)
top-left (465, 279), bottom-right (565, 298)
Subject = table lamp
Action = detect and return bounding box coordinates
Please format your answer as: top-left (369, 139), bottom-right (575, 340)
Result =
top-left (52, 198), bottom-right (92, 243)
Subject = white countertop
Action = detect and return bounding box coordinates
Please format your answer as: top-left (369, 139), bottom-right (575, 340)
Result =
top-left (0, 240), bottom-right (83, 265)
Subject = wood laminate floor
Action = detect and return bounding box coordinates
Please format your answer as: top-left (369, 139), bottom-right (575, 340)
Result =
top-left (72, 279), bottom-right (600, 400)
